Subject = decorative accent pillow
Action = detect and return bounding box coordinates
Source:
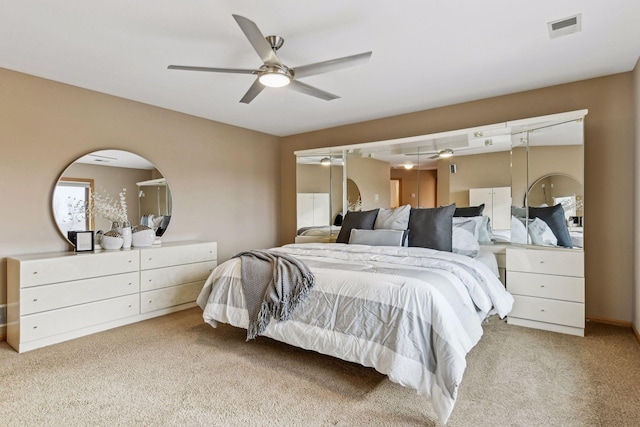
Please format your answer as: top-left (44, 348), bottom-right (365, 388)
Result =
top-left (528, 204), bottom-right (573, 248)
top-left (454, 204), bottom-right (485, 217)
top-left (528, 217), bottom-right (558, 246)
top-left (452, 219), bottom-right (480, 257)
top-left (336, 209), bottom-right (380, 243)
top-left (408, 204), bottom-right (456, 252)
top-left (349, 229), bottom-right (406, 246)
top-left (374, 204), bottom-right (411, 230)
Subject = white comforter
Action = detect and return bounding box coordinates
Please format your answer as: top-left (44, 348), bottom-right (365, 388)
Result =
top-left (197, 243), bottom-right (513, 424)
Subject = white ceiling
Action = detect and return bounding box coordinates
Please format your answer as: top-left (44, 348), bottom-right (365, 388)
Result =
top-left (2, 1), bottom-right (639, 137)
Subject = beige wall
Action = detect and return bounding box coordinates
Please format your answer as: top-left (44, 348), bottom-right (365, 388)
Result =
top-left (346, 157), bottom-right (390, 210)
top-left (281, 73), bottom-right (635, 323)
top-left (0, 68), bottom-right (281, 336)
top-left (447, 151), bottom-right (511, 207)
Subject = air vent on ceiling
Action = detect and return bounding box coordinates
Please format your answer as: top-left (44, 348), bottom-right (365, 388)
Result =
top-left (548, 13), bottom-right (582, 39)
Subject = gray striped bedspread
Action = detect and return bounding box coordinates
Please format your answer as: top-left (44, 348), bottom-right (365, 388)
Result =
top-left (196, 243), bottom-right (514, 424)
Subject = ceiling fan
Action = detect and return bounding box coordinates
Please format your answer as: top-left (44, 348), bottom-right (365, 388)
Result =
top-left (168, 14), bottom-right (372, 104)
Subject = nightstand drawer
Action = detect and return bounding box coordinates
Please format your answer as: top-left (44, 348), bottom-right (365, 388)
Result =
top-left (507, 271), bottom-right (584, 302)
top-left (510, 295), bottom-right (584, 328)
top-left (507, 248), bottom-right (583, 276)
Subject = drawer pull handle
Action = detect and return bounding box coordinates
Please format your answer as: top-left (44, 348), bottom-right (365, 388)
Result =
top-left (148, 257), bottom-right (153, 261)
top-left (33, 271), bottom-right (38, 275)
top-left (540, 309), bottom-right (545, 312)
top-left (128, 260), bottom-right (132, 263)
top-left (540, 260), bottom-right (544, 264)
top-left (128, 282), bottom-right (133, 286)
top-left (33, 298), bottom-right (38, 302)
top-left (33, 326), bottom-right (38, 329)
top-left (128, 304), bottom-right (132, 308)
top-left (540, 285), bottom-right (545, 288)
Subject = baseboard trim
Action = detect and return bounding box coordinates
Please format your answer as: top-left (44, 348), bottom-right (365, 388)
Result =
top-left (586, 316), bottom-right (640, 345)
top-left (585, 316), bottom-right (631, 328)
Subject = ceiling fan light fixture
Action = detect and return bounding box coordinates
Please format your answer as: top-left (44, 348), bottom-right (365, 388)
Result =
top-left (320, 157), bottom-right (331, 166)
top-left (438, 149), bottom-right (454, 158)
top-left (258, 67), bottom-right (292, 87)
top-left (403, 163), bottom-right (414, 170)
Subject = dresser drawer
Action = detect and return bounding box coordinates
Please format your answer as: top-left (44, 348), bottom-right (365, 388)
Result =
top-left (20, 294), bottom-right (140, 343)
top-left (507, 248), bottom-right (583, 276)
top-left (140, 261), bottom-right (216, 292)
top-left (21, 272), bottom-right (140, 315)
top-left (507, 271), bottom-right (584, 303)
top-left (140, 281), bottom-right (204, 313)
top-left (140, 242), bottom-right (217, 270)
top-left (15, 251), bottom-right (139, 287)
top-left (510, 295), bottom-right (584, 328)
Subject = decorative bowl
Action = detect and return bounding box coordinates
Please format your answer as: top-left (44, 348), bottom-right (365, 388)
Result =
top-left (101, 235), bottom-right (124, 250)
top-left (132, 228), bottom-right (156, 247)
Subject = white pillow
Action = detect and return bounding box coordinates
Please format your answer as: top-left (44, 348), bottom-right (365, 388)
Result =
top-left (510, 215), bottom-right (529, 244)
top-left (374, 204), bottom-right (411, 230)
top-left (349, 229), bottom-right (406, 246)
top-left (452, 219), bottom-right (480, 257)
top-left (528, 217), bottom-right (558, 246)
top-left (453, 215), bottom-right (493, 245)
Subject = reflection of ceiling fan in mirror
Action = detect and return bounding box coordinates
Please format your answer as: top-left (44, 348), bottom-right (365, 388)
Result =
top-left (168, 15), bottom-right (372, 104)
top-left (404, 132), bottom-right (513, 159)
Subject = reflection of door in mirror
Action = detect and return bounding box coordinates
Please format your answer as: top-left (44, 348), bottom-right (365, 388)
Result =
top-left (53, 178), bottom-right (95, 234)
top-left (389, 179), bottom-right (401, 208)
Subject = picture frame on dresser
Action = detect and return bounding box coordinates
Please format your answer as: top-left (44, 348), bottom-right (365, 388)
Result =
top-left (68, 230), bottom-right (94, 252)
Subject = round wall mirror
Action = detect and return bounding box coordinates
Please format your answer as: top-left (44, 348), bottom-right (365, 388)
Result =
top-left (52, 149), bottom-right (172, 243)
top-left (527, 173), bottom-right (583, 217)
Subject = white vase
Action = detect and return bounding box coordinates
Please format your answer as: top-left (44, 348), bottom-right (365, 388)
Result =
top-left (121, 223), bottom-right (132, 249)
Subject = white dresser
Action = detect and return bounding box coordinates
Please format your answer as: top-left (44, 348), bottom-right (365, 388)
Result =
top-left (7, 241), bottom-right (216, 353)
top-left (506, 247), bottom-right (585, 336)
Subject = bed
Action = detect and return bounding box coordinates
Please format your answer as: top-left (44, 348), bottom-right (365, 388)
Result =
top-left (197, 242), bottom-right (513, 424)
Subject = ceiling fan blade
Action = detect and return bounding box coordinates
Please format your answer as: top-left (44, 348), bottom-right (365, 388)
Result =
top-left (292, 51), bottom-right (372, 79)
top-left (239, 78), bottom-right (265, 104)
top-left (429, 154), bottom-right (440, 160)
top-left (168, 65), bottom-right (257, 74)
top-left (232, 14), bottom-right (282, 67)
top-left (288, 80), bottom-right (339, 101)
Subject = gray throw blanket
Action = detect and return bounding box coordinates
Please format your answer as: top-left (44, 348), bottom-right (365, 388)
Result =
top-left (234, 250), bottom-right (316, 341)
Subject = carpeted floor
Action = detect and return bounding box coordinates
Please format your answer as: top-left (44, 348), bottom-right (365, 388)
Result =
top-left (1, 308), bottom-right (639, 426)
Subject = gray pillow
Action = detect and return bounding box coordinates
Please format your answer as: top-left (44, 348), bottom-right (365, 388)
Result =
top-left (408, 204), bottom-right (456, 252)
top-left (336, 209), bottom-right (379, 243)
top-left (454, 204), bottom-right (485, 217)
top-left (374, 204), bottom-right (411, 230)
top-left (529, 204), bottom-right (573, 248)
top-left (349, 229), bottom-right (406, 246)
